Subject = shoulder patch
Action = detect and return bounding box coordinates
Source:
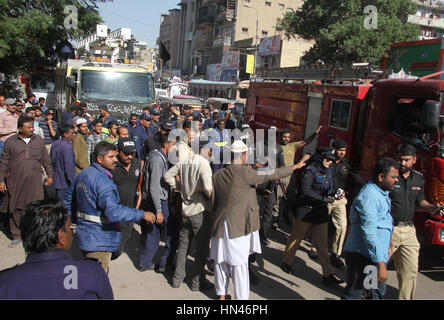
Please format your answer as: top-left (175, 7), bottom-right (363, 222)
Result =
top-left (412, 169), bottom-right (423, 177)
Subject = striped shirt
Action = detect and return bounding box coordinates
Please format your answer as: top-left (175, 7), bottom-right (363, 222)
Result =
top-left (86, 133), bottom-right (107, 165)
top-left (39, 120), bottom-right (58, 145)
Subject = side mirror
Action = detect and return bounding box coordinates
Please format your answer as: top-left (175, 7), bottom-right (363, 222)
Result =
top-left (422, 100), bottom-right (440, 131)
top-left (65, 76), bottom-right (76, 89)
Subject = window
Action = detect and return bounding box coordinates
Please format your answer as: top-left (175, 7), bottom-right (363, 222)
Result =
top-left (262, 30), bottom-right (268, 37)
top-left (278, 3), bottom-right (284, 9)
top-left (265, 1), bottom-right (271, 7)
top-left (242, 27), bottom-right (249, 35)
top-left (389, 96), bottom-right (437, 149)
top-left (329, 99), bottom-right (351, 130)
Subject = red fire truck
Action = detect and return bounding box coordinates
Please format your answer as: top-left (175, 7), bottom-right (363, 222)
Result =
top-left (245, 64), bottom-right (444, 246)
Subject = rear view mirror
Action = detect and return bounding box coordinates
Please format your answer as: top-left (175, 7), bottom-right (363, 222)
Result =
top-left (422, 100), bottom-right (440, 131)
top-left (65, 76), bottom-right (76, 89)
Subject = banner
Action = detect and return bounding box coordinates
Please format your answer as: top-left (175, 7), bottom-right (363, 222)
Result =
top-left (246, 54), bottom-right (255, 74)
top-left (259, 35), bottom-right (281, 56)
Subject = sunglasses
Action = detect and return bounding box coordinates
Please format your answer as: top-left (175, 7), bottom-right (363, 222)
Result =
top-left (123, 151), bottom-right (136, 157)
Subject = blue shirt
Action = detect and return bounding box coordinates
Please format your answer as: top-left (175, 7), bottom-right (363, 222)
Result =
top-left (61, 111), bottom-right (75, 125)
top-left (343, 181), bottom-right (393, 263)
top-left (0, 249), bottom-right (114, 299)
top-left (131, 124), bottom-right (155, 159)
top-left (40, 119), bottom-right (58, 145)
top-left (50, 137), bottom-right (76, 190)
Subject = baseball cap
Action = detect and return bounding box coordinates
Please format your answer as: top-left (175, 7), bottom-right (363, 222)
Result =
top-left (140, 113), bottom-right (151, 121)
top-left (45, 109), bottom-right (54, 116)
top-left (151, 109), bottom-right (160, 116)
top-left (213, 109), bottom-right (220, 114)
top-left (117, 138), bottom-right (137, 154)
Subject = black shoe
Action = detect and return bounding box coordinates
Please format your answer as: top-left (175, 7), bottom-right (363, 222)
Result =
top-left (323, 274), bottom-right (344, 286)
top-left (249, 270), bottom-right (260, 285)
top-left (156, 265), bottom-right (166, 273)
top-left (191, 280), bottom-right (214, 292)
top-left (137, 264), bottom-right (154, 272)
top-left (280, 262), bottom-right (294, 275)
top-left (308, 250), bottom-right (318, 260)
top-left (330, 254), bottom-right (345, 269)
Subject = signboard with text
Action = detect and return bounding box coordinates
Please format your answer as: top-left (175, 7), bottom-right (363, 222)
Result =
top-left (259, 35), bottom-right (281, 56)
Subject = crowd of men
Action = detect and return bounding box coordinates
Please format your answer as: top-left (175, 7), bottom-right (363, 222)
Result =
top-left (0, 92), bottom-right (442, 300)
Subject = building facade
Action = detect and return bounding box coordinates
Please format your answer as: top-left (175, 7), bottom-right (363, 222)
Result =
top-left (159, 9), bottom-right (182, 72)
top-left (171, 0), bottom-right (313, 78)
top-left (408, 0), bottom-right (444, 39)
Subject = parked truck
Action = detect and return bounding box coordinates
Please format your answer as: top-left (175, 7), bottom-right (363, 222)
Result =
top-left (246, 64), bottom-right (444, 246)
top-left (55, 59), bottom-right (156, 124)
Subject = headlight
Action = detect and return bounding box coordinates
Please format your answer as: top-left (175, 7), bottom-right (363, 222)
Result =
top-left (440, 228), bottom-right (444, 242)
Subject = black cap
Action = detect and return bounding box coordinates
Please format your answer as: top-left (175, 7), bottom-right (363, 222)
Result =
top-left (117, 138), bottom-right (137, 154)
top-left (332, 139), bottom-right (347, 150)
top-left (316, 146), bottom-right (336, 160)
top-left (151, 109), bottom-right (160, 115)
top-left (160, 121), bottom-right (174, 131)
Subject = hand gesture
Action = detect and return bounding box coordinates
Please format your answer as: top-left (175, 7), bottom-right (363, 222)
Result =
top-left (0, 182), bottom-right (6, 193)
top-left (316, 125), bottom-right (324, 135)
top-left (44, 177), bottom-right (53, 187)
top-left (292, 153), bottom-right (311, 170)
top-left (156, 212), bottom-right (164, 224)
top-left (144, 211), bottom-right (156, 224)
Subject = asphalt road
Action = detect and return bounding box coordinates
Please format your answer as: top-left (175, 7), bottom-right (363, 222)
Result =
top-left (1, 220), bottom-right (444, 300)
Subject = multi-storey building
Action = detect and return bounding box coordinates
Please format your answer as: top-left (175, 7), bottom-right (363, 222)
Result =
top-left (408, 0), bottom-right (444, 39)
top-left (159, 9), bottom-right (182, 71)
top-left (172, 0), bottom-right (313, 78)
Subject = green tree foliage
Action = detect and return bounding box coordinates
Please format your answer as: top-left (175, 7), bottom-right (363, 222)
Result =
top-left (0, 0), bottom-right (103, 75)
top-left (276, 0), bottom-right (420, 64)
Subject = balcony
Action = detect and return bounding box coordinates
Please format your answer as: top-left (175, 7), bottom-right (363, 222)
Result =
top-left (416, 0), bottom-right (444, 12)
top-left (408, 14), bottom-right (444, 30)
top-left (213, 34), bottom-right (232, 47)
top-left (197, 5), bottom-right (215, 25)
top-left (195, 33), bottom-right (214, 50)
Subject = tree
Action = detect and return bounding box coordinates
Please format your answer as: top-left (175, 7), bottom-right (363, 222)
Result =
top-left (0, 0), bottom-right (104, 75)
top-left (276, 0), bottom-right (420, 65)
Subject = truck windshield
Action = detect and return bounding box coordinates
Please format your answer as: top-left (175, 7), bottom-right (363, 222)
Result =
top-left (30, 73), bottom-right (55, 93)
top-left (79, 70), bottom-right (155, 104)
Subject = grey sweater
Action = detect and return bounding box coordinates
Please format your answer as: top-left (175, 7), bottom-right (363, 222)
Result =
top-left (144, 149), bottom-right (170, 213)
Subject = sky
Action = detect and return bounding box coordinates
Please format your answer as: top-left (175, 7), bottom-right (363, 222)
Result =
top-left (95, 0), bottom-right (181, 48)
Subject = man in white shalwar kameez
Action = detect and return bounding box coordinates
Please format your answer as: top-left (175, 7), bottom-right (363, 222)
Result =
top-left (210, 140), bottom-right (309, 300)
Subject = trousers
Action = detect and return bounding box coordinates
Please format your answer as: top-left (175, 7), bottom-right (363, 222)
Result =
top-left (389, 224), bottom-right (420, 300)
top-left (328, 197), bottom-right (348, 256)
top-left (82, 251), bottom-right (112, 274)
top-left (282, 216), bottom-right (334, 277)
top-left (342, 252), bottom-right (386, 300)
top-left (214, 261), bottom-right (250, 300)
top-left (173, 211), bottom-right (211, 288)
top-left (139, 200), bottom-right (177, 269)
top-left (9, 209), bottom-right (22, 240)
top-left (272, 176), bottom-right (291, 221)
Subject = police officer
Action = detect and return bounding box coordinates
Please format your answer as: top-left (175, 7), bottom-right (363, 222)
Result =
top-left (389, 144), bottom-right (444, 299)
top-left (329, 140), bottom-right (366, 268)
top-left (280, 147), bottom-right (343, 286)
top-left (0, 199), bottom-right (114, 299)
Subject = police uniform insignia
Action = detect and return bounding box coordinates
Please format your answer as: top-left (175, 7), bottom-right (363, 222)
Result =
top-left (135, 169), bottom-right (140, 177)
top-left (412, 169), bottom-right (423, 177)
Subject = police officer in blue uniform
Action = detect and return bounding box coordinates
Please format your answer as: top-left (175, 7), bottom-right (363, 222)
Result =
top-left (131, 113), bottom-right (155, 161)
top-left (0, 199), bottom-right (114, 299)
top-left (281, 147), bottom-right (344, 286)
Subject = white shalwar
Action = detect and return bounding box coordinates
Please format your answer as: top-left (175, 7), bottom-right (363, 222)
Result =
top-left (210, 221), bottom-right (262, 300)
